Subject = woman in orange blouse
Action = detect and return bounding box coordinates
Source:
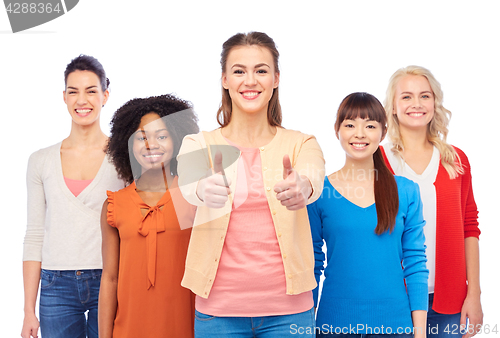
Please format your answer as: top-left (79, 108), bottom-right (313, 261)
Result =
top-left (98, 94), bottom-right (199, 338)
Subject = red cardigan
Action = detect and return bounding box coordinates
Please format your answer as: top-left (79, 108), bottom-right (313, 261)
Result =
top-left (381, 146), bottom-right (480, 314)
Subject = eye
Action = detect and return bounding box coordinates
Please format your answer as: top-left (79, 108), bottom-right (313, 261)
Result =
top-left (367, 125), bottom-right (376, 129)
top-left (68, 91), bottom-right (76, 94)
top-left (233, 69), bottom-right (244, 74)
top-left (344, 123), bottom-right (354, 128)
top-left (257, 69), bottom-right (268, 74)
top-left (402, 95), bottom-right (411, 100)
top-left (422, 94), bottom-right (431, 99)
top-left (88, 90), bottom-right (97, 94)
top-left (158, 135), bottom-right (168, 140)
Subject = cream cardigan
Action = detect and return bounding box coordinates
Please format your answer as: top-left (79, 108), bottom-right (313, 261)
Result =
top-left (177, 128), bottom-right (325, 298)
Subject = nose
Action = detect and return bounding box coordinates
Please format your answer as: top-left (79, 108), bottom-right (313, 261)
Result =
top-left (76, 92), bottom-right (87, 105)
top-left (355, 125), bottom-right (366, 138)
top-left (244, 72), bottom-right (257, 86)
top-left (145, 137), bottom-right (159, 149)
top-left (412, 97), bottom-right (422, 108)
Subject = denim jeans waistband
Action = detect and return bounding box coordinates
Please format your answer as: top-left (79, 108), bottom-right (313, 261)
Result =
top-left (42, 269), bottom-right (102, 278)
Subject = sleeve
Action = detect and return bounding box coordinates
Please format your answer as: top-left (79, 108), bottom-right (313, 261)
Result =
top-left (293, 134), bottom-right (325, 204)
top-left (401, 180), bottom-right (429, 311)
top-left (459, 150), bottom-right (480, 239)
top-left (106, 191), bottom-right (116, 228)
top-left (177, 133), bottom-right (211, 207)
top-left (23, 151), bottom-right (46, 262)
top-left (307, 198), bottom-right (325, 308)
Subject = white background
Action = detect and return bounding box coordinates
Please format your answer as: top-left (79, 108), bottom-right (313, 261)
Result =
top-left (1, 1), bottom-right (499, 336)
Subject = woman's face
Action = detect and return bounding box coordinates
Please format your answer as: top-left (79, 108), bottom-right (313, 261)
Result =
top-left (132, 113), bottom-right (174, 175)
top-left (337, 117), bottom-right (384, 162)
top-left (63, 70), bottom-right (109, 126)
top-left (393, 75), bottom-right (435, 132)
top-left (222, 45), bottom-right (279, 118)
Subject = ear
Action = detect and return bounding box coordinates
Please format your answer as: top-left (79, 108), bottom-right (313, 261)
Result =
top-left (222, 73), bottom-right (229, 90)
top-left (63, 90), bottom-right (67, 104)
top-left (102, 89), bottom-right (110, 106)
top-left (335, 131), bottom-right (339, 140)
top-left (273, 72), bottom-right (280, 89)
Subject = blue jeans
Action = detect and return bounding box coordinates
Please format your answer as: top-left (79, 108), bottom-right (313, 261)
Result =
top-left (194, 307), bottom-right (315, 337)
top-left (427, 293), bottom-right (463, 338)
top-left (317, 334), bottom-right (413, 338)
top-left (39, 269), bottom-right (101, 338)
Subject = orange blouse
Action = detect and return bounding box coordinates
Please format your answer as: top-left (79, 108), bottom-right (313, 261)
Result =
top-left (106, 177), bottom-right (195, 338)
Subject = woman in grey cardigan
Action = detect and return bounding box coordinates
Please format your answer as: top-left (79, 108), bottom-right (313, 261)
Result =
top-left (21, 55), bottom-right (123, 338)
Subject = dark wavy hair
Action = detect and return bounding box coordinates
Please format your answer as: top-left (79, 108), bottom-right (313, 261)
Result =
top-left (217, 31), bottom-right (281, 127)
top-left (107, 94), bottom-right (199, 184)
top-left (64, 55), bottom-right (110, 91)
top-left (335, 92), bottom-right (399, 235)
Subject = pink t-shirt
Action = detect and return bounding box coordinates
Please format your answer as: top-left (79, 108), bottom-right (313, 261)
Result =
top-left (195, 141), bottom-right (313, 316)
top-left (64, 177), bottom-right (93, 197)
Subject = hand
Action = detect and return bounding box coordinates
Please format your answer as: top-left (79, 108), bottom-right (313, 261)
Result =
top-left (196, 151), bottom-right (231, 209)
top-left (461, 294), bottom-right (483, 338)
top-left (21, 313), bottom-right (39, 338)
top-left (273, 155), bottom-right (312, 210)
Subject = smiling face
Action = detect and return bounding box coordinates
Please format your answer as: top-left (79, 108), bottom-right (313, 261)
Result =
top-left (393, 75), bottom-right (435, 132)
top-left (132, 113), bottom-right (174, 175)
top-left (337, 118), bottom-right (384, 161)
top-left (63, 70), bottom-right (109, 126)
top-left (222, 45), bottom-right (279, 118)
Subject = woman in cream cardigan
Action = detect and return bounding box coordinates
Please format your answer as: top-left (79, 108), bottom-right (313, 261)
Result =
top-left (177, 32), bottom-right (325, 338)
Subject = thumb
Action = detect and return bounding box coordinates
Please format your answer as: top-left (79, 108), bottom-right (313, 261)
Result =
top-left (283, 154), bottom-right (293, 179)
top-left (213, 150), bottom-right (225, 175)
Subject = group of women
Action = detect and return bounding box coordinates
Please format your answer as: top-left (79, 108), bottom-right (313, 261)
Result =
top-left (21, 31), bottom-right (481, 338)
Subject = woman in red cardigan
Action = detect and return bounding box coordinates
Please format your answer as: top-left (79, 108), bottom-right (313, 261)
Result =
top-left (381, 65), bottom-right (482, 338)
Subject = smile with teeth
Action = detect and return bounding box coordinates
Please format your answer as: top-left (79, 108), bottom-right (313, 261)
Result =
top-left (143, 154), bottom-right (163, 158)
top-left (241, 91), bottom-right (260, 98)
top-left (351, 143), bottom-right (368, 149)
top-left (76, 109), bottom-right (92, 114)
top-left (407, 112), bottom-right (425, 117)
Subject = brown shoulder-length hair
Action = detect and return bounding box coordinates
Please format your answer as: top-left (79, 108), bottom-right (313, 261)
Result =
top-left (335, 92), bottom-right (399, 235)
top-left (217, 31), bottom-right (282, 128)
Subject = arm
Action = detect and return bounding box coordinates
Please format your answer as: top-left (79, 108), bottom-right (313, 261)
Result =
top-left (401, 181), bottom-right (428, 333)
top-left (412, 310), bottom-right (427, 338)
top-left (21, 152), bottom-right (45, 338)
top-left (458, 150), bottom-right (482, 338)
top-left (98, 199), bottom-right (120, 338)
top-left (21, 261), bottom-right (41, 338)
top-left (461, 237), bottom-right (482, 338)
top-left (306, 199), bottom-right (325, 308)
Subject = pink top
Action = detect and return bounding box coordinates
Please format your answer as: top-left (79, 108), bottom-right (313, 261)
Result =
top-left (195, 141), bottom-right (312, 316)
top-left (64, 177), bottom-right (93, 197)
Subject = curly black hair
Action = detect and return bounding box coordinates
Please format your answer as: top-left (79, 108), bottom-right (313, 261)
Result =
top-left (107, 94), bottom-right (199, 184)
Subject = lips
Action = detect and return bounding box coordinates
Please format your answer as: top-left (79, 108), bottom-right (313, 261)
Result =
top-left (143, 152), bottom-right (165, 163)
top-left (350, 143), bottom-right (369, 150)
top-left (240, 91), bottom-right (260, 100)
top-left (407, 112), bottom-right (425, 117)
top-left (75, 108), bottom-right (92, 116)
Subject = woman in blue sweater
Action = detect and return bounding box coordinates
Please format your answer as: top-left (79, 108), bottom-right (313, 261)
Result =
top-left (307, 92), bottom-right (428, 338)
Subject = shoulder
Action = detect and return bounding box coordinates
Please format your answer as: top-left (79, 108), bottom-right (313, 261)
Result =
top-left (27, 142), bottom-right (60, 169)
top-left (279, 127), bottom-right (316, 142)
top-left (394, 175), bottom-right (420, 195)
top-left (450, 145), bottom-right (470, 163)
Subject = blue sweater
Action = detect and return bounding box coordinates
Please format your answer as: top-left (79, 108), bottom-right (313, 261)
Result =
top-left (307, 176), bottom-right (428, 334)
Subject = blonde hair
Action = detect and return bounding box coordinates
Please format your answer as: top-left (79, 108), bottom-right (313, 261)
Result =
top-left (384, 65), bottom-right (463, 179)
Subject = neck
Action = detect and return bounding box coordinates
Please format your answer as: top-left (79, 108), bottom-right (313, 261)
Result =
top-left (65, 120), bottom-right (107, 149)
top-left (136, 165), bottom-right (173, 192)
top-left (223, 109), bottom-right (275, 147)
top-left (399, 125), bottom-right (432, 151)
top-left (340, 155), bottom-right (376, 182)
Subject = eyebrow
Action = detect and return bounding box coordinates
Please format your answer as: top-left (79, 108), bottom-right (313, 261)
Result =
top-left (66, 85), bottom-right (98, 90)
top-left (231, 63), bottom-right (271, 69)
top-left (400, 91), bottom-right (433, 95)
top-left (135, 128), bottom-right (169, 134)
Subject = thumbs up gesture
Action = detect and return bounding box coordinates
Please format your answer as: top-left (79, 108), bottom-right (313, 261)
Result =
top-left (274, 155), bottom-right (312, 210)
top-left (196, 151), bottom-right (232, 208)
